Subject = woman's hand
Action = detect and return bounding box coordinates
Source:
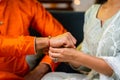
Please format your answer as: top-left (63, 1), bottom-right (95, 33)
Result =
top-left (49, 47), bottom-right (77, 62)
top-left (49, 47), bottom-right (82, 67)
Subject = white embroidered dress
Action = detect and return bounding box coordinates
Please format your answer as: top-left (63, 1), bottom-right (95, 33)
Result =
top-left (81, 4), bottom-right (120, 80)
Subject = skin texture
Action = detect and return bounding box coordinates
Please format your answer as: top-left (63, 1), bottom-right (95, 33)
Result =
top-left (49, 32), bottom-right (76, 48)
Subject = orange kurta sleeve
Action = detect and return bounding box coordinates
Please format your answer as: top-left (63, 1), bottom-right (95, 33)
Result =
top-left (31, 1), bottom-right (67, 71)
top-left (0, 36), bottom-right (35, 57)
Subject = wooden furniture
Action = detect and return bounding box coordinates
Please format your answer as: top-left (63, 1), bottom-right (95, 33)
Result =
top-left (38, 0), bottom-right (73, 11)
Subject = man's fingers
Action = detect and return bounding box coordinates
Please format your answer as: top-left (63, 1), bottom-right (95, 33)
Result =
top-left (67, 32), bottom-right (77, 45)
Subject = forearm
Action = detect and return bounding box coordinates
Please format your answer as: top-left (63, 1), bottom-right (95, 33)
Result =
top-left (24, 63), bottom-right (50, 80)
top-left (70, 51), bottom-right (113, 76)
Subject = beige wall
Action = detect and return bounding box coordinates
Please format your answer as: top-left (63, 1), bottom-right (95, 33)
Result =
top-left (72, 0), bottom-right (95, 12)
top-left (41, 0), bottom-right (95, 12)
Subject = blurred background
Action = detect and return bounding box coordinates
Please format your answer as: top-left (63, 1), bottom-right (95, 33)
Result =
top-left (38, 0), bottom-right (95, 12)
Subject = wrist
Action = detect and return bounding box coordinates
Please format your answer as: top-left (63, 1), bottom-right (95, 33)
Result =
top-left (35, 37), bottom-right (50, 50)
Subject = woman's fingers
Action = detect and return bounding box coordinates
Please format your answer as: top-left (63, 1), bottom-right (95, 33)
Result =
top-left (49, 47), bottom-right (65, 62)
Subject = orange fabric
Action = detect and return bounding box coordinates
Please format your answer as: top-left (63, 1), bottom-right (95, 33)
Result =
top-left (0, 0), bottom-right (66, 79)
top-left (41, 55), bottom-right (60, 72)
top-left (0, 71), bottom-right (24, 80)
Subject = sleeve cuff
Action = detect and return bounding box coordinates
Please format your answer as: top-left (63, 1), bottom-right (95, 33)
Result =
top-left (40, 55), bottom-right (60, 71)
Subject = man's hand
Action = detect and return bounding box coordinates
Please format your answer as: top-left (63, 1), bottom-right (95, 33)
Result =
top-left (50, 32), bottom-right (77, 48)
top-left (24, 63), bottom-right (50, 80)
top-left (35, 32), bottom-right (76, 52)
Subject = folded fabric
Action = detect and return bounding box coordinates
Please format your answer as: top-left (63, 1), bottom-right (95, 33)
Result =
top-left (41, 72), bottom-right (87, 80)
